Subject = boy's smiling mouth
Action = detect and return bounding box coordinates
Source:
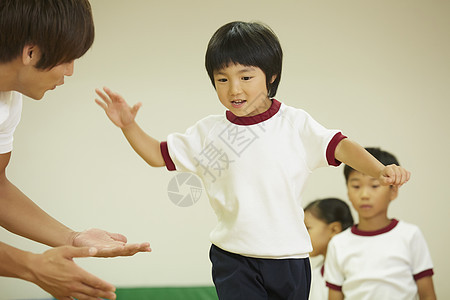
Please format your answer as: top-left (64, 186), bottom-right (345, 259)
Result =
top-left (231, 99), bottom-right (247, 108)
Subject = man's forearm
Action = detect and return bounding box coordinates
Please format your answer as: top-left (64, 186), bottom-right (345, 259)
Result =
top-left (0, 241), bottom-right (35, 281)
top-left (0, 178), bottom-right (75, 247)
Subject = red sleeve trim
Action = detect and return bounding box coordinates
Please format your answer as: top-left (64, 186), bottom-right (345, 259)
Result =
top-left (160, 141), bottom-right (176, 171)
top-left (326, 282), bottom-right (342, 291)
top-left (326, 132), bottom-right (347, 166)
top-left (414, 269), bottom-right (434, 281)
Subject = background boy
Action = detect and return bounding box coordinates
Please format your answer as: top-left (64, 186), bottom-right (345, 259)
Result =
top-left (325, 147), bottom-right (436, 300)
top-left (0, 1), bottom-right (150, 299)
top-left (95, 21), bottom-right (410, 299)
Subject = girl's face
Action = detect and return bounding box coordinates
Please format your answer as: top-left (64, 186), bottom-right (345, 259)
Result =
top-left (304, 210), bottom-right (337, 257)
top-left (213, 63), bottom-right (274, 117)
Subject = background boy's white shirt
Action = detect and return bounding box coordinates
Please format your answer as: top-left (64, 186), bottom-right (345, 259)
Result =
top-left (0, 91), bottom-right (22, 154)
top-left (325, 220), bottom-right (434, 300)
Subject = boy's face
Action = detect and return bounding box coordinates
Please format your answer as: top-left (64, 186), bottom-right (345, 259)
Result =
top-left (347, 171), bottom-right (397, 222)
top-left (213, 63), bottom-right (273, 117)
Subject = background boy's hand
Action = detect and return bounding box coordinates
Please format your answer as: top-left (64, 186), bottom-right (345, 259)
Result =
top-left (379, 164), bottom-right (411, 186)
top-left (71, 228), bottom-right (151, 257)
top-left (95, 87), bottom-right (142, 129)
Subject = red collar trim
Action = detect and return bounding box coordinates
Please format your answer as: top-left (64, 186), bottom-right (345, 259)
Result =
top-left (351, 219), bottom-right (399, 236)
top-left (226, 99), bottom-right (281, 125)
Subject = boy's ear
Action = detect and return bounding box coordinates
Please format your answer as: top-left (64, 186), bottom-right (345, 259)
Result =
top-left (390, 185), bottom-right (399, 201)
top-left (270, 74), bottom-right (277, 84)
top-left (329, 221), bottom-right (343, 237)
top-left (22, 44), bottom-right (40, 66)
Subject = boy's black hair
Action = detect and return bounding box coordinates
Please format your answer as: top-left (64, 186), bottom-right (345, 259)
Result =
top-left (205, 21), bottom-right (283, 98)
top-left (344, 147), bottom-right (400, 182)
top-left (304, 198), bottom-right (354, 230)
top-left (0, 0), bottom-right (95, 69)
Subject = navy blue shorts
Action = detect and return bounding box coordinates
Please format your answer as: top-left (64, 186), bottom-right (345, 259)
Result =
top-left (210, 244), bottom-right (311, 300)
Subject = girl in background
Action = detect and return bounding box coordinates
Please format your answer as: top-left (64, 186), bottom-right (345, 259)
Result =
top-left (304, 198), bottom-right (354, 299)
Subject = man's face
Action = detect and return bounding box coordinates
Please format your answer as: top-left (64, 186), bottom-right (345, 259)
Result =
top-left (19, 60), bottom-right (74, 100)
top-left (16, 46), bottom-right (74, 100)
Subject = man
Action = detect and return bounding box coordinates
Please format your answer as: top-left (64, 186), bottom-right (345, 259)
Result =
top-left (0, 1), bottom-right (150, 299)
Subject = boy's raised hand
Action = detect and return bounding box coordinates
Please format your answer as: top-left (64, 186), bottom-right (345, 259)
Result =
top-left (95, 87), bottom-right (142, 128)
top-left (379, 164), bottom-right (411, 187)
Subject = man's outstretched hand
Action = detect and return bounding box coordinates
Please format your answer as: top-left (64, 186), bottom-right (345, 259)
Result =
top-left (71, 228), bottom-right (151, 257)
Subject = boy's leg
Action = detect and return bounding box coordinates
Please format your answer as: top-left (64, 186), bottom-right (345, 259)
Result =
top-left (209, 244), bottom-right (268, 300)
top-left (261, 257), bottom-right (311, 300)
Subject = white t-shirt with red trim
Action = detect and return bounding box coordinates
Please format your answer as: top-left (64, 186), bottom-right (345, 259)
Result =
top-left (325, 219), bottom-right (434, 300)
top-left (161, 100), bottom-right (345, 259)
top-left (0, 91), bottom-right (22, 154)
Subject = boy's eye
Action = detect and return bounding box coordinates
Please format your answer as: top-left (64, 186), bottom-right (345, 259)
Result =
top-left (216, 78), bottom-right (227, 83)
top-left (372, 185), bottom-right (380, 189)
top-left (242, 76), bottom-right (252, 80)
top-left (351, 185), bottom-right (360, 189)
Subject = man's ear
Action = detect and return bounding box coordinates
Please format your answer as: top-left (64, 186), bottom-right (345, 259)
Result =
top-left (22, 45), bottom-right (39, 66)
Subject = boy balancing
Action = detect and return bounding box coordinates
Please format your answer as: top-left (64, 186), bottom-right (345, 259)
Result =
top-left (325, 147), bottom-right (436, 300)
top-left (96, 21), bottom-right (410, 299)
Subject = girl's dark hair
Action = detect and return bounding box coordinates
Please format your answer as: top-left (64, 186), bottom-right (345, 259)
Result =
top-left (205, 21), bottom-right (283, 98)
top-left (0, 0), bottom-right (95, 69)
top-left (344, 147), bottom-right (400, 182)
top-left (304, 198), bottom-right (354, 230)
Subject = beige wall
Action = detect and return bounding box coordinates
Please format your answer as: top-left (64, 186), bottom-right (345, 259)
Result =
top-left (1, 0), bottom-right (449, 298)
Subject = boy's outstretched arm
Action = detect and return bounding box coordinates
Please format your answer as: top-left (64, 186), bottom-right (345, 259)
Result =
top-left (416, 276), bottom-right (437, 300)
top-left (328, 289), bottom-right (344, 300)
top-left (335, 139), bottom-right (411, 186)
top-left (95, 87), bottom-right (165, 167)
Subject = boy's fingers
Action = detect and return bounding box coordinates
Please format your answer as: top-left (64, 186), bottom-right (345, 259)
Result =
top-left (95, 99), bottom-right (107, 110)
top-left (131, 103), bottom-right (142, 114)
top-left (95, 89), bottom-right (111, 104)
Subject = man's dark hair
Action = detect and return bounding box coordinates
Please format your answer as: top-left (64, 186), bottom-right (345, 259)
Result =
top-left (0, 0), bottom-right (95, 69)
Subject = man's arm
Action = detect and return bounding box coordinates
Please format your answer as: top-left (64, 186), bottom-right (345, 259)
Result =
top-left (0, 152), bottom-right (75, 246)
top-left (0, 152), bottom-right (118, 298)
top-left (335, 138), bottom-right (410, 186)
